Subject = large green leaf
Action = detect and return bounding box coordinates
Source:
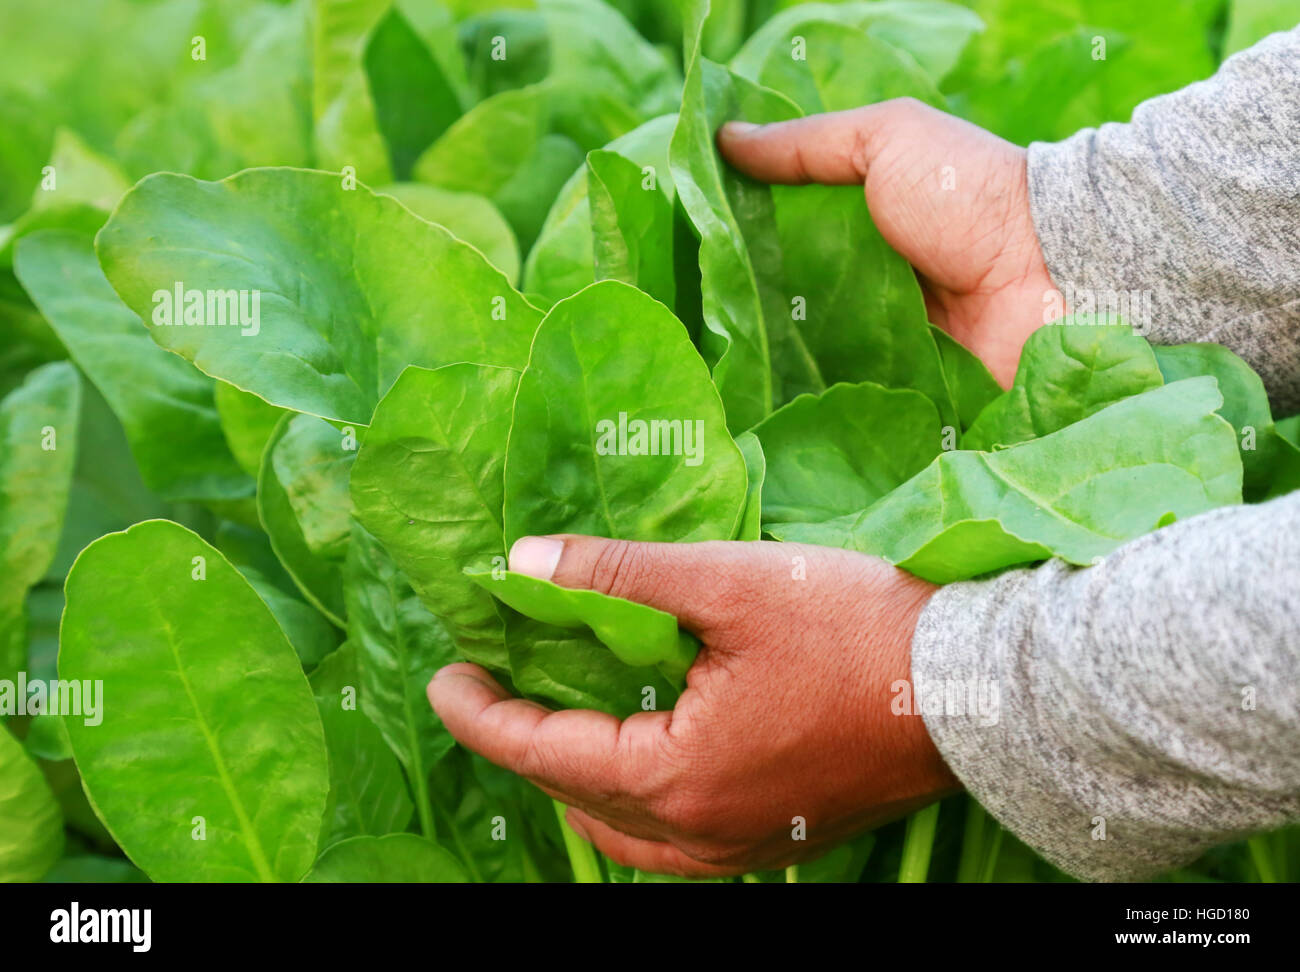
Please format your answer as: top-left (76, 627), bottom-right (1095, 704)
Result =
top-left (215, 382), bottom-right (287, 479)
top-left (1, 361), bottom-right (80, 679)
top-left (377, 183), bottom-right (520, 284)
top-left (258, 414), bottom-right (347, 627)
top-left (669, 37), bottom-right (799, 432)
top-left (466, 568), bottom-right (697, 685)
top-left (0, 723), bottom-right (64, 881)
top-left (774, 379), bottom-right (1243, 581)
top-left (587, 149), bottom-right (676, 309)
top-left (755, 382), bottom-right (942, 527)
top-left (96, 168), bottom-right (541, 425)
top-left (351, 363), bottom-right (519, 671)
top-left (503, 280), bottom-right (748, 545)
top-left (302, 833), bottom-right (470, 882)
top-left (310, 642), bottom-right (414, 847)
top-left (271, 414), bottom-right (357, 561)
top-left (963, 323), bottom-right (1163, 452)
top-left (60, 519), bottom-right (330, 882)
top-left (344, 522), bottom-right (458, 835)
top-left (730, 1), bottom-right (985, 85)
top-left (757, 19), bottom-right (943, 113)
top-left (15, 229), bottom-right (251, 500)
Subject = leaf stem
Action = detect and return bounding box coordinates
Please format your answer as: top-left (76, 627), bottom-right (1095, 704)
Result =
top-left (898, 802), bottom-right (941, 883)
top-left (553, 800), bottom-right (603, 883)
top-left (1248, 835), bottom-right (1277, 883)
top-left (785, 864), bottom-right (799, 883)
top-left (956, 798), bottom-right (986, 883)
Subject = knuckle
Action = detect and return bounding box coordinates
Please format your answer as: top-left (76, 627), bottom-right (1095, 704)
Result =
top-left (583, 539), bottom-right (648, 601)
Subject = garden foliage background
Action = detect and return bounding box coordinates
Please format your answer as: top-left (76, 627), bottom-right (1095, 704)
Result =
top-left (1, 0), bottom-right (1297, 883)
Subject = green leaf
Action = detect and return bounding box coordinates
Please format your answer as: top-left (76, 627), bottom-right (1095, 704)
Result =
top-left (774, 379), bottom-right (1243, 581)
top-left (587, 149), bottom-right (676, 309)
top-left (0, 723), bottom-right (64, 881)
top-left (258, 414), bottom-right (347, 628)
top-left (364, 6), bottom-right (463, 180)
top-left (271, 414), bottom-right (357, 561)
top-left (41, 855), bottom-right (148, 884)
top-left (96, 168), bottom-right (541, 425)
top-left (302, 833), bottom-right (470, 882)
top-left (755, 382), bottom-right (942, 527)
top-left (214, 382), bottom-right (287, 479)
top-left (378, 183), bottom-right (520, 284)
top-left (730, 1), bottom-right (985, 85)
top-left (23, 712), bottom-right (73, 762)
top-left (524, 113), bottom-right (677, 308)
top-left (467, 568), bottom-right (698, 685)
top-left (1152, 342), bottom-right (1280, 501)
top-left (312, 0), bottom-right (393, 185)
top-left (413, 84), bottom-right (592, 253)
top-left (757, 19), bottom-right (943, 114)
top-left (1, 361), bottom-right (80, 679)
top-left (669, 42), bottom-right (799, 432)
top-left (1225, 0), bottom-right (1300, 55)
top-left (15, 229), bottom-right (252, 500)
top-left (60, 519), bottom-right (329, 882)
top-left (964, 322), bottom-right (1163, 452)
top-left (241, 565), bottom-right (342, 670)
top-left (344, 522), bottom-right (458, 836)
top-left (351, 363), bottom-right (519, 671)
top-left (504, 614), bottom-right (679, 718)
top-left (932, 326), bottom-right (1002, 433)
top-left (310, 642), bottom-right (415, 847)
top-left (503, 280), bottom-right (748, 546)
top-left (734, 430), bottom-right (766, 541)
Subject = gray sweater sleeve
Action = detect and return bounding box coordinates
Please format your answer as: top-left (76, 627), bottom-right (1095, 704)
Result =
top-left (911, 29), bottom-right (1300, 881)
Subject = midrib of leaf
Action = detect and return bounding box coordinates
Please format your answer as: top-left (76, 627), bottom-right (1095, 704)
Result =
top-left (381, 566), bottom-right (435, 840)
top-left (153, 610), bottom-right (278, 883)
top-left (571, 327), bottom-right (619, 536)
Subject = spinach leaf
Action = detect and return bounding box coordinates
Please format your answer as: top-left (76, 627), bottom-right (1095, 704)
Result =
top-left (755, 382), bottom-right (942, 528)
top-left (60, 520), bottom-right (330, 882)
top-left (503, 280), bottom-right (747, 545)
top-left (1, 361), bottom-right (79, 680)
top-left (377, 182), bottom-right (520, 284)
top-left (97, 168), bottom-right (541, 425)
top-left (774, 378), bottom-right (1243, 581)
top-left (588, 149), bottom-right (677, 309)
top-left (0, 723), bottom-right (64, 881)
top-left (15, 229), bottom-right (251, 501)
top-left (351, 362), bottom-right (519, 671)
top-left (302, 833), bottom-right (469, 882)
top-left (963, 322), bottom-right (1163, 452)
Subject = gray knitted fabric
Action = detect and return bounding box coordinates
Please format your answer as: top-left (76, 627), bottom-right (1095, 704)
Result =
top-left (911, 28), bottom-right (1300, 881)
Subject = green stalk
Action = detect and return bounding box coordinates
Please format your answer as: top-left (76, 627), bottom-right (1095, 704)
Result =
top-left (411, 766), bottom-right (436, 842)
top-left (898, 802), bottom-right (941, 883)
top-left (553, 800), bottom-right (603, 883)
top-left (785, 864), bottom-right (799, 883)
top-left (1248, 836), bottom-right (1277, 883)
top-left (956, 798), bottom-right (987, 883)
top-left (979, 824), bottom-right (1005, 883)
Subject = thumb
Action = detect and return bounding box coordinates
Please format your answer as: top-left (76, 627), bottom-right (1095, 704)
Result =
top-left (716, 101), bottom-right (914, 185)
top-left (507, 534), bottom-right (776, 633)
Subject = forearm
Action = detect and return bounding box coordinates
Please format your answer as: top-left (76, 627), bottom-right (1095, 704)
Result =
top-left (911, 493), bottom-right (1300, 881)
top-left (1027, 27), bottom-right (1300, 414)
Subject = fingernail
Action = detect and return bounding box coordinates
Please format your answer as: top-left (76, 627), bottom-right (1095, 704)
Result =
top-left (721, 121), bottom-right (760, 137)
top-left (508, 536), bottom-right (564, 580)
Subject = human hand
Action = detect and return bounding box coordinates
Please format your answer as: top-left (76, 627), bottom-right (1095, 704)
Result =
top-left (428, 534), bottom-right (959, 878)
top-left (719, 98), bottom-right (1054, 387)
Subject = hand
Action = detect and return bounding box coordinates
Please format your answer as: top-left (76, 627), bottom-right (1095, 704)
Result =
top-left (719, 98), bottom-right (1054, 387)
top-left (429, 534), bottom-right (959, 878)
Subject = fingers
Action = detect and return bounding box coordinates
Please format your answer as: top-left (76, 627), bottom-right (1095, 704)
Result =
top-left (565, 809), bottom-right (740, 879)
top-left (509, 534), bottom-right (774, 633)
top-left (428, 663), bottom-right (670, 807)
top-left (717, 100), bottom-right (923, 185)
